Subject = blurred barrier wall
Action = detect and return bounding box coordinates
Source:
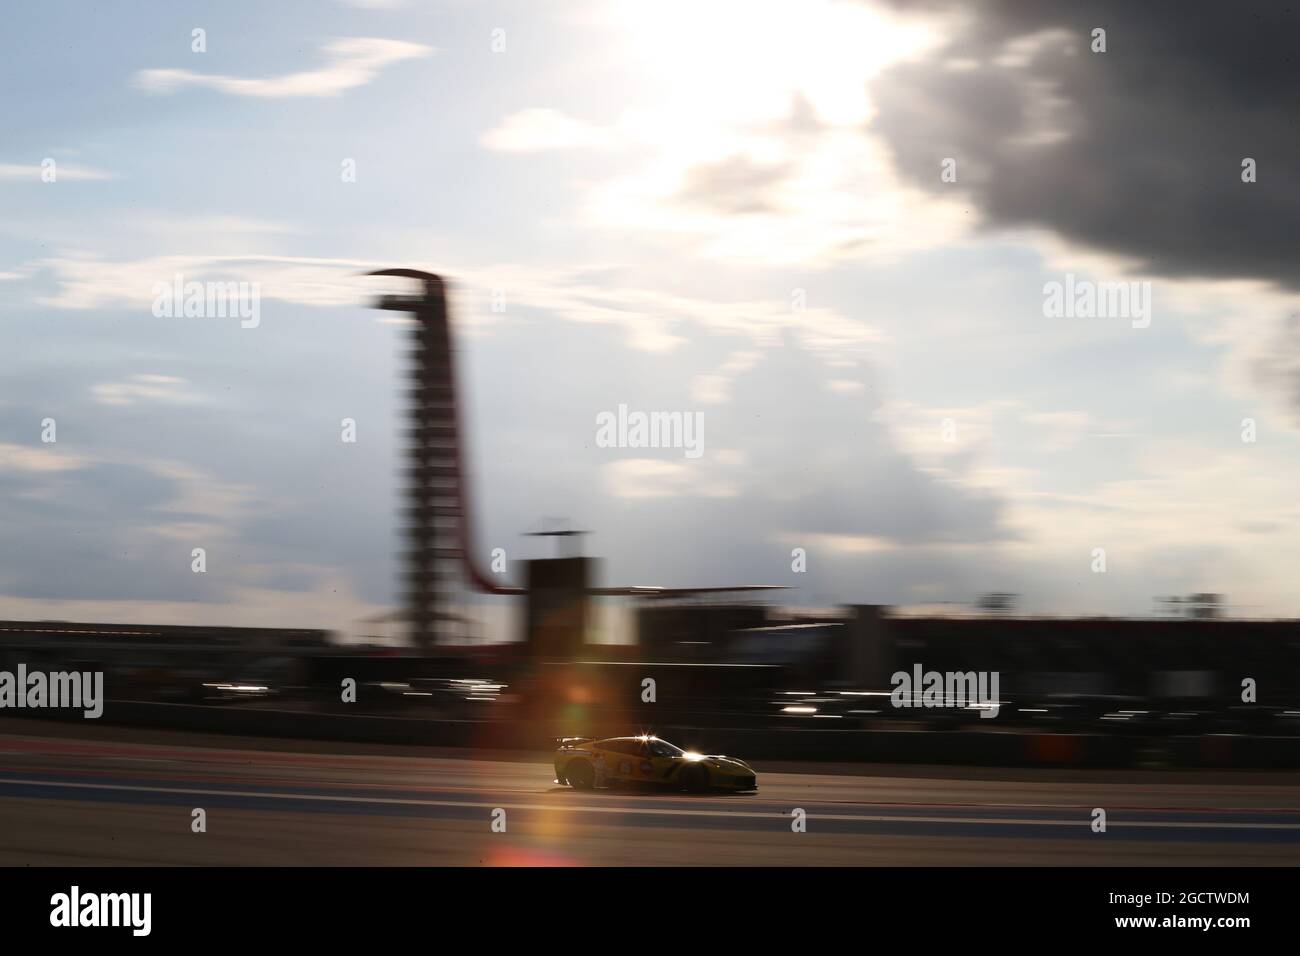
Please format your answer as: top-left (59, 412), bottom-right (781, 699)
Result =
top-left (8, 703), bottom-right (1300, 769)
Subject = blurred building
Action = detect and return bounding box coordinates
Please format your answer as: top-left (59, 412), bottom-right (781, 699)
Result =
top-left (611, 602), bottom-right (1300, 705)
top-left (0, 620), bottom-right (333, 701)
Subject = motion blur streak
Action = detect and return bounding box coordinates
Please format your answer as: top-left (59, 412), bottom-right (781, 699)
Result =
top-left (1, 722), bottom-right (1297, 866)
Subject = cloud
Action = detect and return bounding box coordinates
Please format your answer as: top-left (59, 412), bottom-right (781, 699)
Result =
top-left (873, 1), bottom-right (1300, 289)
top-left (133, 37), bottom-right (432, 98)
top-left (0, 444), bottom-right (266, 604)
top-left (0, 577), bottom-right (388, 631)
top-left (826, 379), bottom-right (866, 395)
top-left (481, 2), bottom-right (967, 267)
top-left (692, 350), bottom-right (763, 404)
top-left (577, 98), bottom-right (972, 267)
top-left (0, 443), bottom-right (87, 474)
top-left (133, 216), bottom-right (297, 238)
top-left (482, 109), bottom-right (621, 152)
top-left (865, 0), bottom-right (1300, 425)
top-left (31, 253), bottom-right (374, 310)
top-left (91, 374), bottom-right (199, 407)
top-left (458, 263), bottom-right (884, 357)
top-left (779, 532), bottom-right (898, 555)
top-left (0, 162), bottom-right (114, 181)
top-left (676, 155), bottom-right (796, 215)
top-left (27, 253), bottom-right (883, 363)
top-left (1247, 313), bottom-right (1300, 425)
top-left (1020, 410), bottom-right (1093, 452)
top-left (602, 458), bottom-right (741, 499)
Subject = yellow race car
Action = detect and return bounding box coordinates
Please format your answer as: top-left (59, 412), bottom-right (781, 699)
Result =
top-left (554, 735), bottom-right (757, 793)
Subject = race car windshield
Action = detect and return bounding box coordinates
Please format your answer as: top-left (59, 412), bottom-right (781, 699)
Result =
top-left (649, 739), bottom-right (684, 758)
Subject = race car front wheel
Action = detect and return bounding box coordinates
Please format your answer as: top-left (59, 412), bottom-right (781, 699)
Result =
top-left (679, 763), bottom-right (709, 793)
top-left (566, 760), bottom-right (595, 790)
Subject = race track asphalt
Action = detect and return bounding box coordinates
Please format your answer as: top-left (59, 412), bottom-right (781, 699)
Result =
top-left (0, 719), bottom-right (1297, 866)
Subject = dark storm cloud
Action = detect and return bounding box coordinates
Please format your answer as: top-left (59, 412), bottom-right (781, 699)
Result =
top-left (873, 0), bottom-right (1300, 288)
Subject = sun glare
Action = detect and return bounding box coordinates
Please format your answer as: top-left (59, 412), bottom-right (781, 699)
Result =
top-left (607, 0), bottom-right (942, 129)
top-left (574, 1), bottom-right (962, 266)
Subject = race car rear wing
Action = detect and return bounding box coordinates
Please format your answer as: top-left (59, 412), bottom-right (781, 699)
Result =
top-left (555, 737), bottom-right (594, 747)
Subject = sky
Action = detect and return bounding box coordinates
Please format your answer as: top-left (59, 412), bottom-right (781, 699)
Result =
top-left (2, 0), bottom-right (1299, 639)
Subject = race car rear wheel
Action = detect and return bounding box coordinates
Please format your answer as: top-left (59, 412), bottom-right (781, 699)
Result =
top-left (679, 763), bottom-right (710, 793)
top-left (567, 759), bottom-right (595, 790)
